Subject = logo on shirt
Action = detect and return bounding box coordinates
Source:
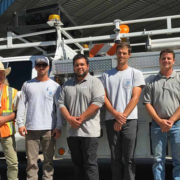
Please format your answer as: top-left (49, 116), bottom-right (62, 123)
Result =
top-left (123, 79), bottom-right (131, 89)
top-left (46, 87), bottom-right (53, 97)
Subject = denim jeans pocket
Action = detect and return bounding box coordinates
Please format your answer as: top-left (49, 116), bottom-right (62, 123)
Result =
top-left (151, 120), bottom-right (159, 127)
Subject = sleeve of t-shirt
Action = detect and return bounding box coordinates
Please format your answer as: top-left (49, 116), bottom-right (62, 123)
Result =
top-left (133, 69), bottom-right (145, 87)
top-left (16, 82), bottom-right (28, 128)
top-left (143, 83), bottom-right (153, 105)
top-left (91, 77), bottom-right (105, 108)
top-left (54, 86), bottom-right (63, 130)
top-left (100, 73), bottom-right (106, 89)
top-left (58, 84), bottom-right (66, 109)
top-left (13, 91), bottom-right (22, 111)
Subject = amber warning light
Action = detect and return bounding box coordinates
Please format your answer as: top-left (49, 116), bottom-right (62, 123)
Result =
top-left (58, 148), bottom-right (66, 155)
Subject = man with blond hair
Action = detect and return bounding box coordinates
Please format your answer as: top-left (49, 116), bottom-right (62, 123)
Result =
top-left (101, 42), bottom-right (145, 180)
top-left (0, 62), bottom-right (18, 180)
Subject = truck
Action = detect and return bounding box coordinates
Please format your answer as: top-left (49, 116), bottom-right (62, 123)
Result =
top-left (0, 14), bottom-right (180, 160)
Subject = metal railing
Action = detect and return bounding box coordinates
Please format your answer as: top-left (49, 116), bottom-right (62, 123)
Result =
top-left (0, 14), bottom-right (180, 57)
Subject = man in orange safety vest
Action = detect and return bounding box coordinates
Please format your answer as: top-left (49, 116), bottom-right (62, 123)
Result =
top-left (0, 62), bottom-right (18, 180)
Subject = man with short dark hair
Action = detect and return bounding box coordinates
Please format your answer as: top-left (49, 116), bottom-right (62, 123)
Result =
top-left (144, 49), bottom-right (180, 180)
top-left (101, 42), bottom-right (145, 180)
top-left (17, 57), bottom-right (61, 180)
top-left (59, 54), bottom-right (105, 180)
top-left (159, 48), bottom-right (175, 59)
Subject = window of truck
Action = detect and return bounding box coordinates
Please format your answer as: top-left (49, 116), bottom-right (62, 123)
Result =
top-left (5, 61), bottom-right (32, 90)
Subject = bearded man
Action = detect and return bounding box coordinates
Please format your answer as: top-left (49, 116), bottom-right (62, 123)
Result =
top-left (59, 54), bottom-right (105, 180)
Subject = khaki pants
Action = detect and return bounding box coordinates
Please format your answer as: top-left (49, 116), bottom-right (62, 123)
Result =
top-left (0, 135), bottom-right (18, 180)
top-left (25, 130), bottom-right (55, 180)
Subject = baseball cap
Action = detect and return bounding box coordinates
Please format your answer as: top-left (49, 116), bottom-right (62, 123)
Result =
top-left (35, 57), bottom-right (49, 65)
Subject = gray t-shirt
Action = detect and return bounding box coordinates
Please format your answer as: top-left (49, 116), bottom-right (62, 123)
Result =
top-left (143, 71), bottom-right (180, 119)
top-left (59, 73), bottom-right (105, 137)
top-left (17, 78), bottom-right (62, 130)
top-left (101, 67), bottom-right (145, 120)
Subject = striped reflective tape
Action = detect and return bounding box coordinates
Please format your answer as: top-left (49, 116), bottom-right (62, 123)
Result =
top-left (89, 43), bottom-right (118, 57)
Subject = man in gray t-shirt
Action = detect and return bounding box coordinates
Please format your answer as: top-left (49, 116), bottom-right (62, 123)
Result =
top-left (59, 54), bottom-right (104, 180)
top-left (101, 42), bottom-right (145, 180)
top-left (17, 57), bottom-right (61, 180)
top-left (143, 49), bottom-right (180, 180)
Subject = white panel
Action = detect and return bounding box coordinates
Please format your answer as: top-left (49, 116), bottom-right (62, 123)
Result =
top-left (135, 122), bottom-right (151, 157)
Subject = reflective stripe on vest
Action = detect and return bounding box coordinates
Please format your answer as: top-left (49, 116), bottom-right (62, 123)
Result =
top-left (0, 85), bottom-right (17, 138)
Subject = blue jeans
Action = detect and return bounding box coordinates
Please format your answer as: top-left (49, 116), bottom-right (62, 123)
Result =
top-left (151, 120), bottom-right (180, 180)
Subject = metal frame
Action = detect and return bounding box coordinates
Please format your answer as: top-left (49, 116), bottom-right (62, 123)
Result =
top-left (52, 49), bottom-right (180, 75)
top-left (53, 56), bottom-right (114, 74)
top-left (0, 14), bottom-right (180, 59)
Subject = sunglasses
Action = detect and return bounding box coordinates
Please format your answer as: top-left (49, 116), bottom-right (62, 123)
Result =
top-left (36, 63), bottom-right (48, 68)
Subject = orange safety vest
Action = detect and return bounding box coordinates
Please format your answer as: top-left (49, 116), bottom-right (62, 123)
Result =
top-left (0, 84), bottom-right (17, 138)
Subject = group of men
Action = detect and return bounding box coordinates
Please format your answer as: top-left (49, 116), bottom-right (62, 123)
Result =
top-left (0, 42), bottom-right (179, 180)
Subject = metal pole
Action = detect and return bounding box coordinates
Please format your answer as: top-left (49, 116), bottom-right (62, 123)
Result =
top-left (59, 15), bottom-right (180, 31)
top-left (64, 34), bottom-right (116, 44)
top-left (61, 30), bottom-right (84, 50)
top-left (0, 29), bottom-right (56, 42)
top-left (114, 19), bottom-right (121, 44)
top-left (54, 20), bottom-right (67, 60)
top-left (167, 17), bottom-right (172, 29)
top-left (13, 33), bottom-right (47, 55)
top-left (7, 32), bottom-right (12, 48)
top-left (62, 23), bottom-right (114, 31)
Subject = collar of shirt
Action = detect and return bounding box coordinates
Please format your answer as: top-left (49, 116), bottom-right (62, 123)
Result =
top-left (73, 73), bottom-right (90, 84)
top-left (158, 70), bottom-right (176, 79)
